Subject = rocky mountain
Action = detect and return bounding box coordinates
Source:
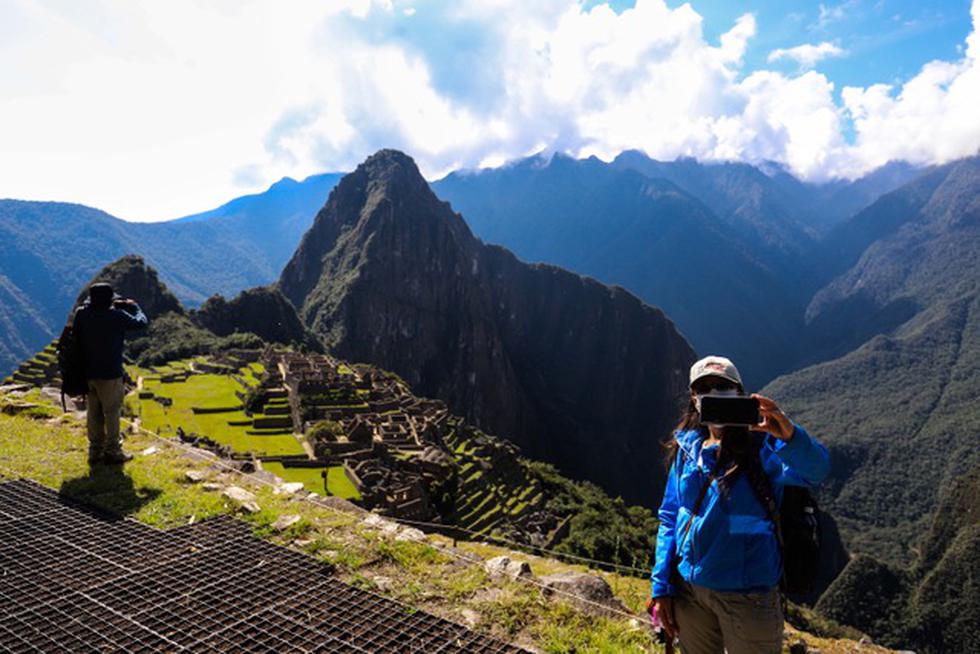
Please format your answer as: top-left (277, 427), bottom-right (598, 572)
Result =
top-left (433, 153), bottom-right (804, 387)
top-left (763, 156), bottom-right (980, 565)
top-left (74, 254), bottom-right (184, 318)
top-left (432, 153), bottom-right (918, 387)
top-left (65, 255), bottom-right (319, 368)
top-left (0, 173), bottom-right (341, 377)
top-left (280, 149), bottom-right (696, 506)
top-left (192, 286), bottom-right (321, 351)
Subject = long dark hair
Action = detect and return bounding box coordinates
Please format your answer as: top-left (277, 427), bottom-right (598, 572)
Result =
top-left (663, 396), bottom-right (704, 470)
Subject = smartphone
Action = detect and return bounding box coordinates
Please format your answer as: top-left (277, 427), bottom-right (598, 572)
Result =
top-left (699, 395), bottom-right (760, 426)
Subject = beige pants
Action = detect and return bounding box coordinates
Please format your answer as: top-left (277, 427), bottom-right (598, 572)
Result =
top-left (86, 377), bottom-right (125, 459)
top-left (674, 580), bottom-right (783, 654)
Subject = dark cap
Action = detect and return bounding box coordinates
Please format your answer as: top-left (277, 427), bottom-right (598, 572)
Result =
top-left (89, 282), bottom-right (114, 308)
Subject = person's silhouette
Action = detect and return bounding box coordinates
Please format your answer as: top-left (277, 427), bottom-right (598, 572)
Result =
top-left (72, 282), bottom-right (148, 465)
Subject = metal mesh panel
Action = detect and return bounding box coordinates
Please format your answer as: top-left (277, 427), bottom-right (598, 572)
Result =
top-left (0, 478), bottom-right (528, 653)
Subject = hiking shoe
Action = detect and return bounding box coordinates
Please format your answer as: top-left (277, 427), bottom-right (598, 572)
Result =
top-left (102, 452), bottom-right (133, 465)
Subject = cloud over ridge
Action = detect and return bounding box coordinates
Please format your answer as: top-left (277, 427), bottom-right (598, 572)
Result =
top-left (0, 0), bottom-right (978, 219)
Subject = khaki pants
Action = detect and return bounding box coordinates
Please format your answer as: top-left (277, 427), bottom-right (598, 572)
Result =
top-left (674, 580), bottom-right (783, 654)
top-left (86, 377), bottom-right (125, 460)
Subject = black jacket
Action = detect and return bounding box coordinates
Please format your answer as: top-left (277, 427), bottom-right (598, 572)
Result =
top-left (73, 303), bottom-right (148, 379)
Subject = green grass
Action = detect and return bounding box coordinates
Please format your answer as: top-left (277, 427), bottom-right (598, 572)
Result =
top-left (325, 465), bottom-right (361, 500)
top-left (132, 371), bottom-right (304, 457)
top-left (260, 463), bottom-right (362, 500)
top-left (0, 387), bottom-right (878, 654)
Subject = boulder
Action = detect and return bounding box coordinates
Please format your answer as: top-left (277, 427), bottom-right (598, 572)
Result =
top-left (537, 572), bottom-right (628, 617)
top-left (222, 486), bottom-right (260, 513)
top-left (484, 556), bottom-right (532, 580)
top-left (373, 575), bottom-right (395, 592)
top-left (395, 527), bottom-right (426, 542)
top-left (184, 470), bottom-right (207, 483)
top-left (363, 513), bottom-right (400, 535)
top-left (275, 482), bottom-right (305, 496)
top-left (272, 514), bottom-right (302, 532)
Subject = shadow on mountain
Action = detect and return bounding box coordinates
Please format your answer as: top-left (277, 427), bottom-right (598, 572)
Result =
top-left (59, 464), bottom-right (160, 517)
top-left (799, 292), bottom-right (919, 370)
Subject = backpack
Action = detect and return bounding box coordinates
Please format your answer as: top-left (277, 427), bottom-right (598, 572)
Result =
top-left (742, 450), bottom-right (822, 598)
top-left (56, 322), bottom-right (88, 403)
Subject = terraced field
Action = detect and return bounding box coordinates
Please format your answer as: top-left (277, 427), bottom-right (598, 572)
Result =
top-left (443, 425), bottom-right (546, 537)
top-left (4, 343), bottom-right (60, 387)
top-left (260, 462), bottom-right (361, 500)
top-left (129, 360), bottom-right (305, 457)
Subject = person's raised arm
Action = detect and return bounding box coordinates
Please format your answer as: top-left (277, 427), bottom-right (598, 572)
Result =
top-left (751, 393), bottom-right (830, 486)
top-left (114, 299), bottom-right (149, 331)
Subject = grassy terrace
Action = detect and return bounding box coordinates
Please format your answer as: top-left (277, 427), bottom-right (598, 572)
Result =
top-left (0, 391), bottom-right (896, 654)
top-left (261, 462), bottom-right (361, 500)
top-left (128, 361), bottom-right (305, 457)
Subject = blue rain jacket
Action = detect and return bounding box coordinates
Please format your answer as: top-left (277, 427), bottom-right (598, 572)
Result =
top-left (651, 424), bottom-right (829, 597)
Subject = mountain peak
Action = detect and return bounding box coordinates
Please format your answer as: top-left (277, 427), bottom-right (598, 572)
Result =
top-left (74, 254), bottom-right (183, 320)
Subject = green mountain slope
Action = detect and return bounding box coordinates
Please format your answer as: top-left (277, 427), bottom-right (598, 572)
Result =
top-left (764, 156), bottom-right (980, 564)
top-left (815, 467), bottom-right (980, 653)
top-left (0, 174), bottom-right (341, 377)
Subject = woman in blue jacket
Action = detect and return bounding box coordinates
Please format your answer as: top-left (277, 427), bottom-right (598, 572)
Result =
top-left (649, 355), bottom-right (830, 654)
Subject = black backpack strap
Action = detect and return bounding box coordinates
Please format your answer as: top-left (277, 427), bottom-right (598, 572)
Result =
top-left (742, 438), bottom-right (786, 591)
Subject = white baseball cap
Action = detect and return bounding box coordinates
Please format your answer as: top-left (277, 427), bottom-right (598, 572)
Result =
top-left (689, 355), bottom-right (743, 388)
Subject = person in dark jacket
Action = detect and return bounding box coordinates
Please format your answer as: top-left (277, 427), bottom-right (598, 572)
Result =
top-left (72, 282), bottom-right (148, 465)
top-left (649, 355), bottom-right (829, 654)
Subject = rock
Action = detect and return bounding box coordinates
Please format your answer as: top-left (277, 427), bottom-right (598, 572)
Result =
top-left (184, 470), bottom-right (207, 483)
top-left (141, 446), bottom-right (160, 456)
top-left (859, 637), bottom-right (873, 645)
top-left (373, 575), bottom-right (395, 592)
top-left (537, 572), bottom-right (628, 617)
top-left (484, 556), bottom-right (532, 580)
top-left (274, 482), bottom-right (305, 496)
top-left (202, 482), bottom-right (221, 491)
top-left (363, 513), bottom-right (400, 535)
top-left (252, 469), bottom-right (282, 485)
top-left (460, 609), bottom-right (481, 628)
top-left (0, 401), bottom-right (42, 416)
top-left (223, 486), bottom-right (260, 513)
top-left (272, 514), bottom-right (302, 532)
top-left (395, 527), bottom-right (426, 542)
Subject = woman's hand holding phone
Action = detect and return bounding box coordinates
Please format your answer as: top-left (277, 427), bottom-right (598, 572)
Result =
top-left (749, 394), bottom-right (794, 441)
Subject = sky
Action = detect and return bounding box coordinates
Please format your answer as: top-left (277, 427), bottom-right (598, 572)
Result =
top-left (0, 0), bottom-right (977, 221)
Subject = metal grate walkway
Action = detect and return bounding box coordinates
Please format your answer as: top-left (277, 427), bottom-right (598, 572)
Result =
top-left (0, 479), bottom-right (527, 653)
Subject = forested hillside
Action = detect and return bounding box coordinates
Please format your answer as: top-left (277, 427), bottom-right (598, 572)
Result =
top-left (765, 156), bottom-right (980, 564)
top-left (0, 174), bottom-right (340, 376)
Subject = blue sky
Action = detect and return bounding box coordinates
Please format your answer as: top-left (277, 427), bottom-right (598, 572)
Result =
top-left (0, 0), bottom-right (977, 221)
top-left (687, 0), bottom-right (972, 88)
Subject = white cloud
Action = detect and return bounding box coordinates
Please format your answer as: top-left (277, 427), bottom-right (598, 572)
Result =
top-left (815, 1), bottom-right (856, 29)
top-left (768, 41), bottom-right (846, 68)
top-left (838, 0), bottom-right (980, 173)
top-left (0, 0), bottom-right (978, 220)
